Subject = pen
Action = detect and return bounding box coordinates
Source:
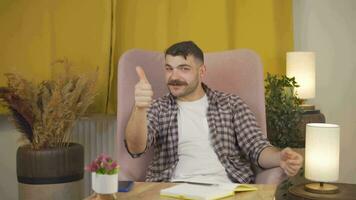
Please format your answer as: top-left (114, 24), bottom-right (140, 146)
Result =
top-left (172, 181), bottom-right (219, 186)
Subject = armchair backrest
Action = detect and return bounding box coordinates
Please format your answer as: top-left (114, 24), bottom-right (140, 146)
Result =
top-left (117, 49), bottom-right (266, 181)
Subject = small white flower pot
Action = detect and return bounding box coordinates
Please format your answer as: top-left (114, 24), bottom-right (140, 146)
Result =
top-left (91, 172), bottom-right (118, 194)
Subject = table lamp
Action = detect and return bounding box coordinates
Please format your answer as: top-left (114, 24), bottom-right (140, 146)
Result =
top-left (286, 52), bottom-right (315, 111)
top-left (304, 123), bottom-right (340, 194)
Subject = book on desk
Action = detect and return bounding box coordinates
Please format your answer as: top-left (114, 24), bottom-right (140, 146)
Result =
top-left (160, 182), bottom-right (257, 200)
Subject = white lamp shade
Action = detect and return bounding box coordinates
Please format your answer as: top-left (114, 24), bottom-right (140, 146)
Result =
top-left (286, 52), bottom-right (315, 99)
top-left (305, 123), bottom-right (340, 182)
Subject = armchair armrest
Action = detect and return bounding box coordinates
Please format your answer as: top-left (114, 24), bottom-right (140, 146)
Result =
top-left (255, 167), bottom-right (288, 184)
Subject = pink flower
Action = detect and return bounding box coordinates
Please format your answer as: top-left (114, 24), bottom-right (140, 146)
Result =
top-left (85, 161), bottom-right (100, 172)
top-left (110, 161), bottom-right (118, 169)
top-left (105, 161), bottom-right (118, 171)
top-left (85, 154), bottom-right (119, 174)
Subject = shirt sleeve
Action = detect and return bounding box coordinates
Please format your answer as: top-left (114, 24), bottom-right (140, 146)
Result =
top-left (233, 97), bottom-right (272, 168)
top-left (124, 101), bottom-right (160, 158)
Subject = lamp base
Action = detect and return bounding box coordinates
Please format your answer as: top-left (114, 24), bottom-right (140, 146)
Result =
top-left (300, 104), bottom-right (315, 111)
top-left (304, 183), bottom-right (339, 194)
top-left (300, 103), bottom-right (321, 114)
top-left (288, 182), bottom-right (356, 200)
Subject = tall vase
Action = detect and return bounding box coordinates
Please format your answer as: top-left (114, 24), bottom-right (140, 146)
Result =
top-left (17, 143), bottom-right (84, 200)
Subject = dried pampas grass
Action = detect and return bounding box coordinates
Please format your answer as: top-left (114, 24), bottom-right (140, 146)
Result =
top-left (0, 60), bottom-right (97, 149)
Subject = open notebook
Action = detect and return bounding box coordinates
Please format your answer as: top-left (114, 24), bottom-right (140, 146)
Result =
top-left (160, 182), bottom-right (257, 200)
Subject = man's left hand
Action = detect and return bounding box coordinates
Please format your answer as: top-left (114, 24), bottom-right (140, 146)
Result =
top-left (280, 147), bottom-right (303, 176)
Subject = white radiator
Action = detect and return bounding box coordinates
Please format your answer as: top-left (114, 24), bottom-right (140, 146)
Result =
top-left (71, 115), bottom-right (117, 196)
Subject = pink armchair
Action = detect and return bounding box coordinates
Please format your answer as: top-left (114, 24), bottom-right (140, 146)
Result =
top-left (117, 49), bottom-right (287, 184)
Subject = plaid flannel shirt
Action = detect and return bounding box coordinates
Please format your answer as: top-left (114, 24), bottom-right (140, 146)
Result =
top-left (126, 83), bottom-right (271, 183)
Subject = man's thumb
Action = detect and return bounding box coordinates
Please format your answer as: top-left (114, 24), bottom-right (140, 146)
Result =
top-left (136, 66), bottom-right (148, 83)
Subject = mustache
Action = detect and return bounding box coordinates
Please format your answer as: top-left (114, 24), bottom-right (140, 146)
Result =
top-left (167, 79), bottom-right (187, 86)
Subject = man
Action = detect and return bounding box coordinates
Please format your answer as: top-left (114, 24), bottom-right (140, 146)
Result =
top-left (125, 41), bottom-right (303, 183)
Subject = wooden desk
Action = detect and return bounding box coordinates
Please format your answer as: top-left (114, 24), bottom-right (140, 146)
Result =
top-left (85, 182), bottom-right (277, 200)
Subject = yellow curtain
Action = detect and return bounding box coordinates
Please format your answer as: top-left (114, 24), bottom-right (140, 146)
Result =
top-left (0, 0), bottom-right (293, 114)
top-left (0, 0), bottom-right (114, 113)
top-left (109, 0), bottom-right (294, 113)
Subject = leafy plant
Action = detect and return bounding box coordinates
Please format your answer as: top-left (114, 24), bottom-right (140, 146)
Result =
top-left (0, 60), bottom-right (97, 149)
top-left (85, 154), bottom-right (120, 175)
top-left (265, 73), bottom-right (303, 148)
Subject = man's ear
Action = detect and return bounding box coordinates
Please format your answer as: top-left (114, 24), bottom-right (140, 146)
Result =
top-left (199, 65), bottom-right (206, 78)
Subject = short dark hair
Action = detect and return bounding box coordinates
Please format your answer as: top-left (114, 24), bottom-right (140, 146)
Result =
top-left (165, 41), bottom-right (204, 64)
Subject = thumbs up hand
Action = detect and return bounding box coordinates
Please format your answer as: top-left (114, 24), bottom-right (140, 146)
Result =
top-left (134, 66), bottom-right (153, 108)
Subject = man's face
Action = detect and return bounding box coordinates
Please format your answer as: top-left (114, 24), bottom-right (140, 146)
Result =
top-left (164, 55), bottom-right (205, 99)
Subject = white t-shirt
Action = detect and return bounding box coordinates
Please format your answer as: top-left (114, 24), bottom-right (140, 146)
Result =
top-left (171, 95), bottom-right (232, 183)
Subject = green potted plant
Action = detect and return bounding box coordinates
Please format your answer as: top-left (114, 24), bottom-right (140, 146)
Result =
top-left (265, 73), bottom-right (306, 200)
top-left (265, 73), bottom-right (303, 148)
top-left (0, 60), bottom-right (97, 200)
